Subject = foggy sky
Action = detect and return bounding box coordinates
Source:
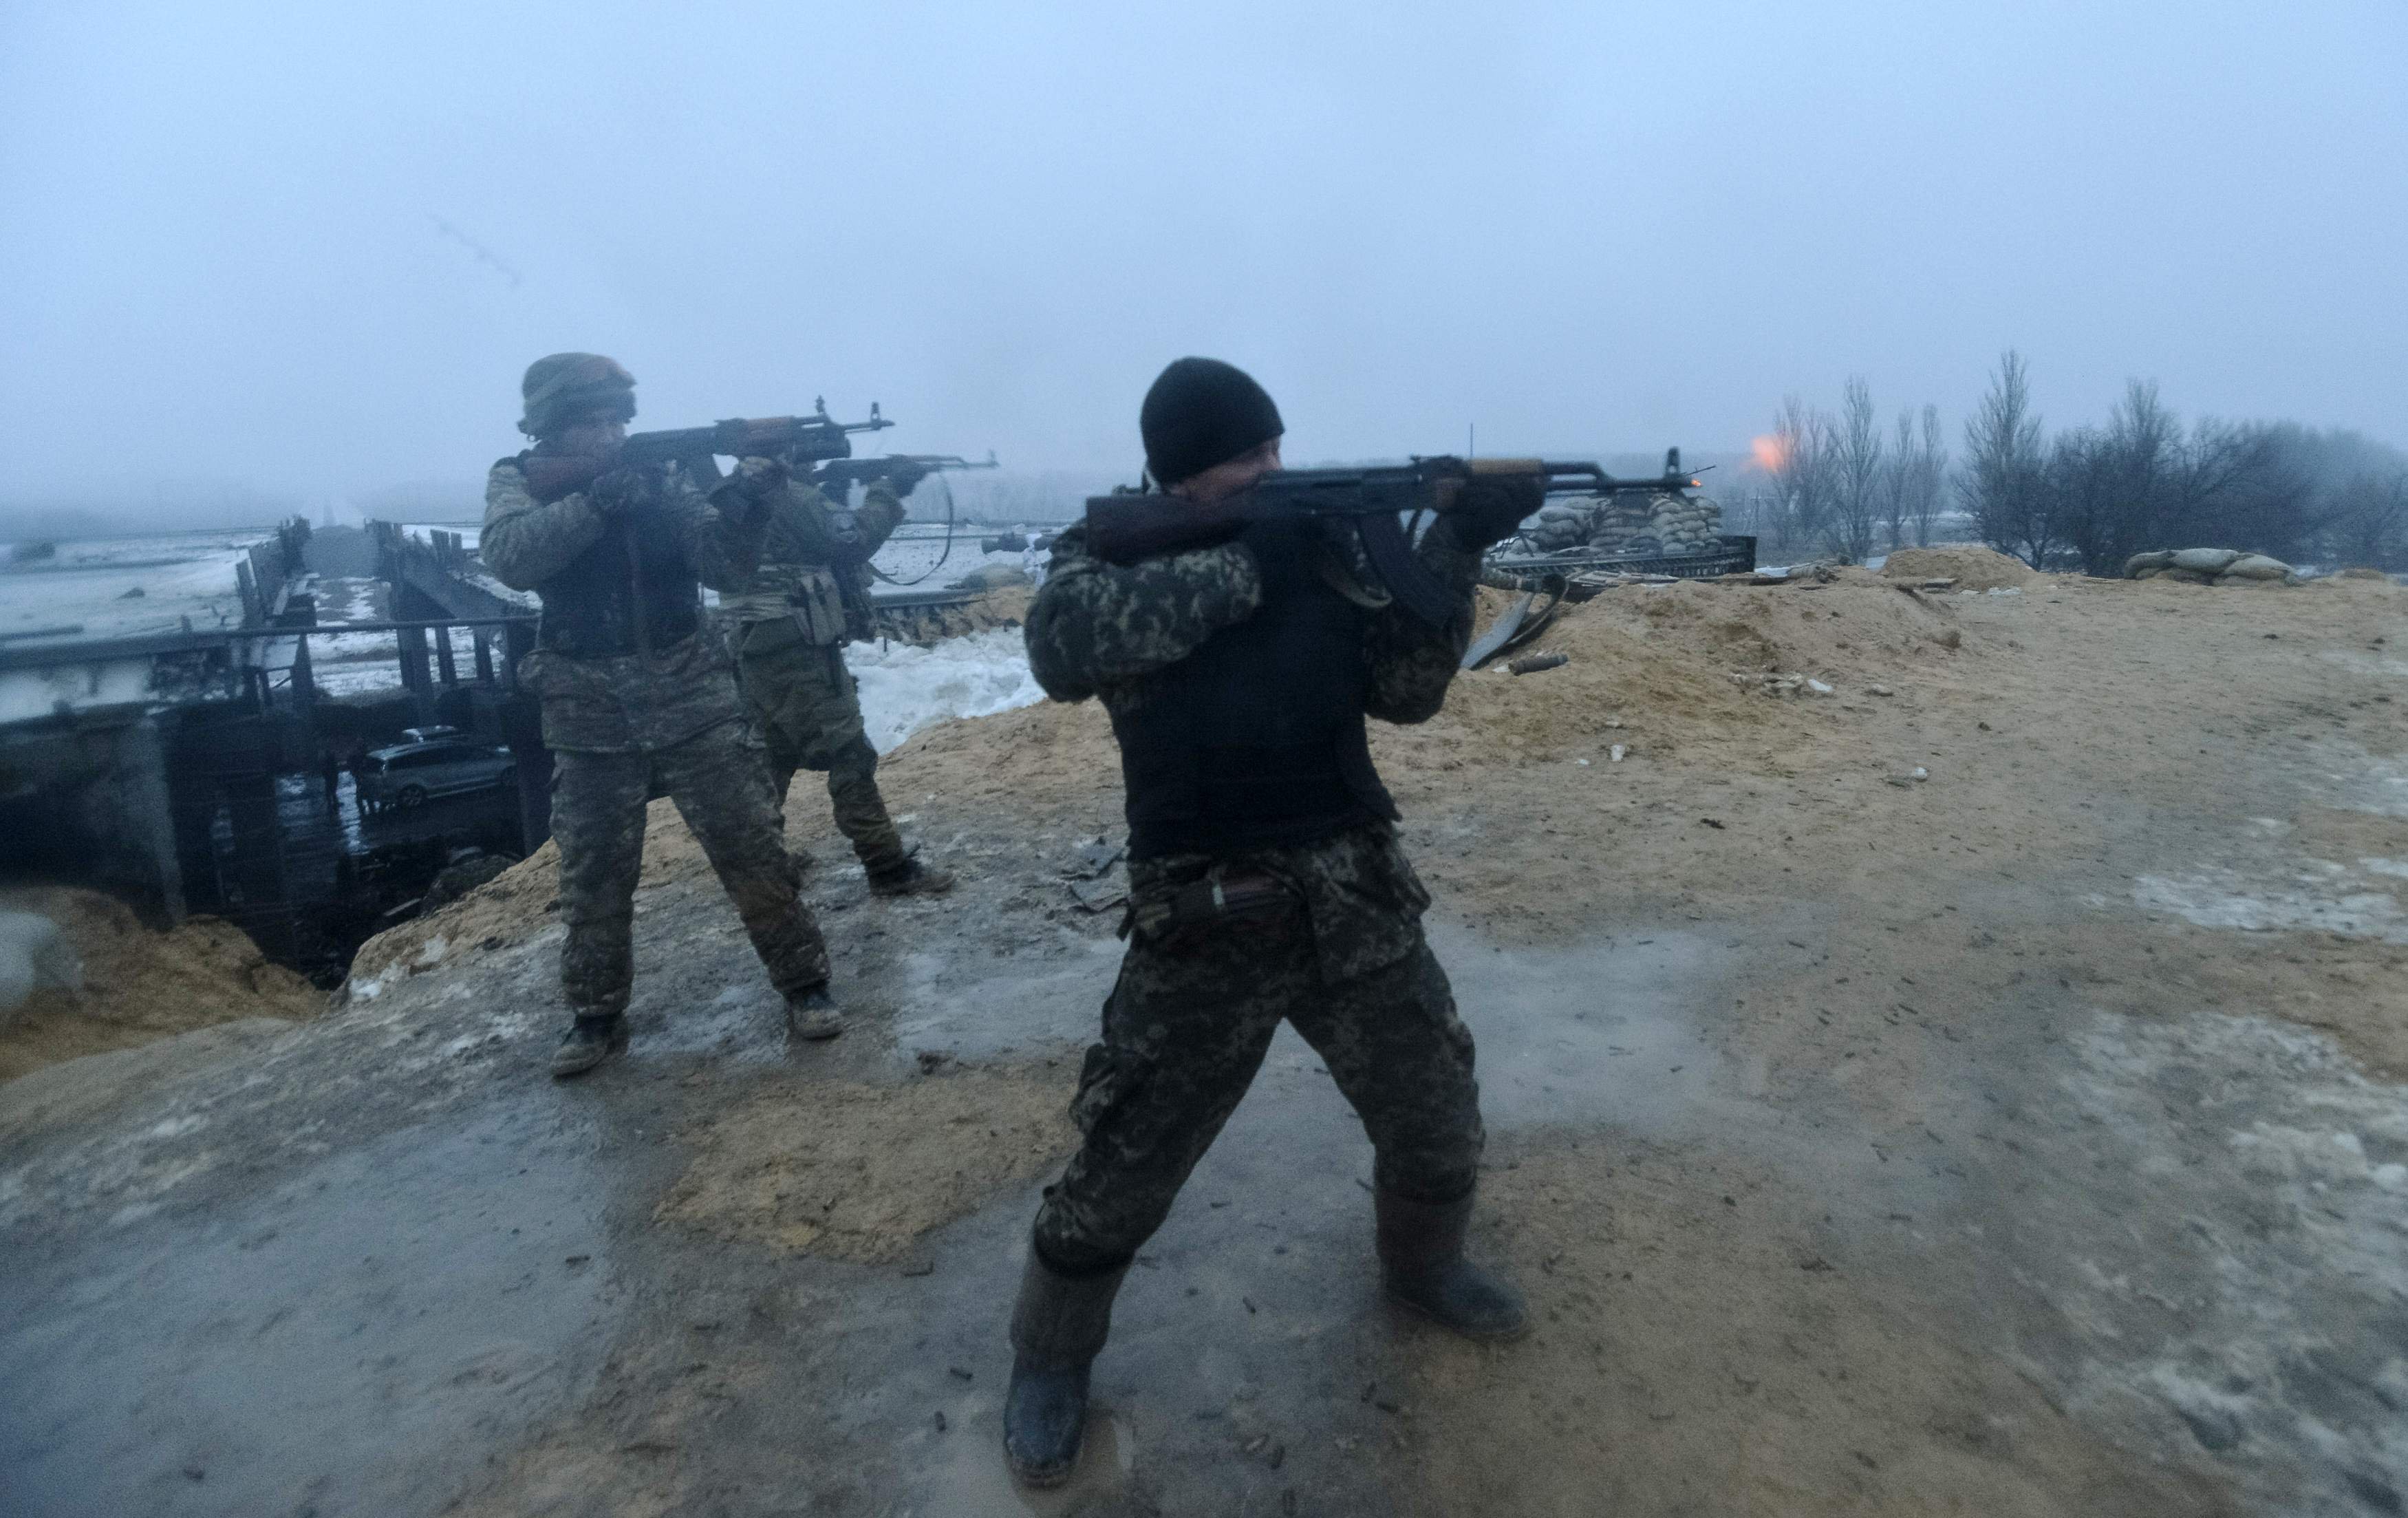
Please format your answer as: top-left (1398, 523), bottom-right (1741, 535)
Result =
top-left (3, 0), bottom-right (2402, 515)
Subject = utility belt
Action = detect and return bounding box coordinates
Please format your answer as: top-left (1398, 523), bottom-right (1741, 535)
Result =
top-left (729, 566), bottom-right (865, 647)
top-left (1125, 868), bottom-right (1300, 952)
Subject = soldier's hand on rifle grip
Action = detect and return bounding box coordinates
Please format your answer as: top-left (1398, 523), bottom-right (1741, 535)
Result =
top-left (588, 467), bottom-right (645, 516)
top-left (1442, 471), bottom-right (1547, 550)
top-left (731, 456), bottom-right (788, 502)
top-left (882, 461), bottom-right (929, 499)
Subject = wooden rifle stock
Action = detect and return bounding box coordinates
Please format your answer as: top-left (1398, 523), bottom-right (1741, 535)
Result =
top-left (1083, 493), bottom-right (1256, 563)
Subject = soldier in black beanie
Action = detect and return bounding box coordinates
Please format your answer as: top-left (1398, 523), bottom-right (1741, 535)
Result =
top-left (998, 359), bottom-right (1532, 1486)
top-left (1137, 356), bottom-right (1285, 489)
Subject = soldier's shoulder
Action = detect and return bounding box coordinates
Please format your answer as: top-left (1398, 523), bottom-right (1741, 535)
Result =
top-left (488, 453), bottom-right (530, 482)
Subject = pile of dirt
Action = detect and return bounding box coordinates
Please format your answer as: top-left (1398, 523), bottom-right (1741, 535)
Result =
top-left (358, 572), bottom-right (1999, 975)
top-left (1881, 545), bottom-right (2037, 591)
top-left (653, 1064), bottom-right (1075, 1263)
top-left (0, 888), bottom-right (319, 1082)
top-left (965, 584), bottom-right (1032, 630)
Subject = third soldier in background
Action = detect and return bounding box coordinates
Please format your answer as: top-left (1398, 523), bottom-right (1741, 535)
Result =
top-left (720, 459), bottom-right (954, 896)
top-left (999, 357), bottom-right (1542, 1485)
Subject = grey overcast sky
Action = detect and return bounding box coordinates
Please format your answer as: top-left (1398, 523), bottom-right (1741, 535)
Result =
top-left (1, 0), bottom-right (2402, 511)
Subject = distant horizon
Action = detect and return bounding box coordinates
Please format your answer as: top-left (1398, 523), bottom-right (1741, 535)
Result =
top-left (6, 2), bottom-right (2402, 514)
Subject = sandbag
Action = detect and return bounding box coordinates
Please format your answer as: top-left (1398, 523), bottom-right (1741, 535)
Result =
top-left (2221, 554), bottom-right (2292, 580)
top-left (951, 564), bottom-right (1032, 591)
top-left (2125, 550), bottom-right (2176, 577)
top-left (2171, 548), bottom-right (2241, 575)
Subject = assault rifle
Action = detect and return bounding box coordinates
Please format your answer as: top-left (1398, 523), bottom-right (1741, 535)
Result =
top-left (518, 398), bottom-right (893, 504)
top-left (1084, 456), bottom-right (1616, 626)
top-left (815, 451), bottom-right (1000, 494)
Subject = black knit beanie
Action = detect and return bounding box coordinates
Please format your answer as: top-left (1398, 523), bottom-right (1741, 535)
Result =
top-left (1140, 357), bottom-right (1283, 486)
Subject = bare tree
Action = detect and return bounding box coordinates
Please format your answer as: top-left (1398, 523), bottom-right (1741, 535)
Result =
top-left (1879, 409), bottom-right (1914, 551)
top-left (1878, 403), bottom-right (1950, 550)
top-left (2328, 471), bottom-right (2408, 569)
top-left (2056, 380), bottom-right (2180, 575)
top-left (2178, 420), bottom-right (2316, 562)
top-left (1905, 405), bottom-right (1949, 546)
top-left (1766, 396), bottom-right (1835, 553)
top-left (1822, 377), bottom-right (1884, 562)
top-left (1962, 350), bottom-right (2056, 566)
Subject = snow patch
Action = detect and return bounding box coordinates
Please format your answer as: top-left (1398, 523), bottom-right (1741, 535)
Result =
top-left (846, 628), bottom-right (1045, 753)
top-left (2135, 862), bottom-right (2408, 943)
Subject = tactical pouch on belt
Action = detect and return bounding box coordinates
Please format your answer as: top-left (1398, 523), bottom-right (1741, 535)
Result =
top-left (1127, 869), bottom-right (1298, 950)
top-left (786, 567), bottom-right (851, 646)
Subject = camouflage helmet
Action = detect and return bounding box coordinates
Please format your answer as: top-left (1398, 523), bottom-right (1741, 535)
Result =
top-left (518, 352), bottom-right (636, 439)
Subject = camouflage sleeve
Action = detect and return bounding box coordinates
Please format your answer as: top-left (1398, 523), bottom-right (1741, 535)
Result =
top-left (678, 467), bottom-right (768, 593)
top-left (1362, 528), bottom-right (1482, 725)
top-left (755, 482), bottom-right (834, 569)
top-left (1023, 524), bottom-right (1262, 703)
top-left (480, 459), bottom-right (608, 591)
top-left (755, 480), bottom-right (894, 568)
top-left (854, 484), bottom-right (907, 555)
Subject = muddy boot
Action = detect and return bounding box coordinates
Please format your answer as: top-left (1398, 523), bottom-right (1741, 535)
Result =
top-left (1004, 1252), bottom-right (1128, 1488)
top-left (784, 984), bottom-right (843, 1042)
top-left (868, 857), bottom-right (955, 897)
top-left (550, 1012), bottom-right (627, 1079)
top-left (1375, 1187), bottom-right (1527, 1341)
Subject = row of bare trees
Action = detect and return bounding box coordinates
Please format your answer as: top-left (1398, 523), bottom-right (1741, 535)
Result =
top-left (1759, 379), bottom-right (1949, 561)
top-left (1960, 351), bottom-right (2408, 573)
top-left (1752, 354), bottom-right (2408, 573)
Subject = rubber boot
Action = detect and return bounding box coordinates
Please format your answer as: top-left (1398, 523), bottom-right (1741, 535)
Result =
top-left (550, 1012), bottom-right (627, 1079)
top-left (868, 857), bottom-right (955, 897)
top-left (784, 984), bottom-right (843, 1041)
top-left (1375, 1187), bottom-right (1528, 1341)
top-left (1003, 1252), bottom-right (1128, 1488)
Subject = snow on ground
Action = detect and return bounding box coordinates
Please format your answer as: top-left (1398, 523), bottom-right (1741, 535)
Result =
top-left (845, 628), bottom-right (1044, 753)
top-left (0, 532), bottom-right (264, 645)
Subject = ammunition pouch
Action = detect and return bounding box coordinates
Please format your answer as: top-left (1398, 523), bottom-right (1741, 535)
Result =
top-left (1126, 868), bottom-right (1298, 952)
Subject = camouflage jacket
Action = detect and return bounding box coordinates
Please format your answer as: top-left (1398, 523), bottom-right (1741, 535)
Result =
top-left (1026, 520), bottom-right (1483, 980)
top-left (482, 457), bottom-right (767, 753)
top-left (716, 480), bottom-right (905, 643)
top-left (1023, 520), bottom-right (1481, 719)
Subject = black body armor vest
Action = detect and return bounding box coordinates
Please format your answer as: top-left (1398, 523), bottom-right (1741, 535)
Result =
top-left (1109, 526), bottom-right (1399, 860)
top-left (529, 464), bottom-right (703, 660)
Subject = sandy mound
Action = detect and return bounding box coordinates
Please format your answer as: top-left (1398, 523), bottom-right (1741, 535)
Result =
top-left (354, 575), bottom-right (1988, 974)
top-left (1882, 546), bottom-right (2037, 591)
top-left (653, 1064), bottom-right (1075, 1263)
top-left (350, 848), bottom-right (568, 985)
top-left (0, 888), bottom-right (319, 1083)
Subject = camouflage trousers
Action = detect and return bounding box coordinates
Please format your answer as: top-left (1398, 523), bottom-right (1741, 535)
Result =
top-left (1031, 906), bottom-right (1484, 1275)
top-left (733, 621), bottom-right (907, 875)
top-left (550, 718), bottom-right (830, 1019)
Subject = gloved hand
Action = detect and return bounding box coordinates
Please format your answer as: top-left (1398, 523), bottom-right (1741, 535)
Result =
top-left (588, 467), bottom-right (647, 515)
top-left (879, 460), bottom-right (930, 499)
top-left (1442, 472), bottom-right (1547, 550)
top-left (731, 455), bottom-right (788, 501)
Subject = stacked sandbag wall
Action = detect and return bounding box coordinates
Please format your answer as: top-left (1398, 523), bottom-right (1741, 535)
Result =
top-left (2124, 548), bottom-right (2298, 587)
top-left (1524, 493), bottom-right (1724, 557)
